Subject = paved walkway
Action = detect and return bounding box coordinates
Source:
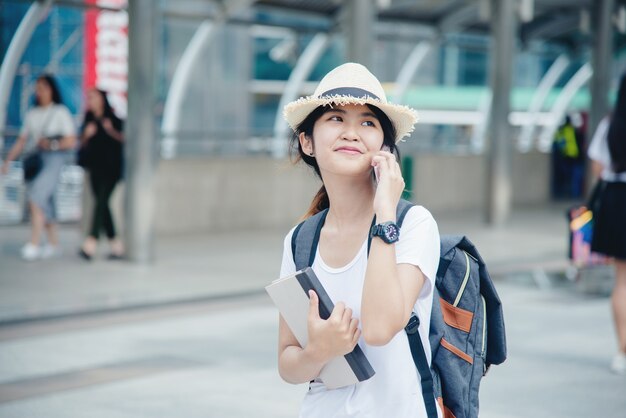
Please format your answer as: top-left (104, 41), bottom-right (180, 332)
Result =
top-left (0, 203), bottom-right (581, 323)
top-left (1, 202), bottom-right (624, 417)
top-left (0, 280), bottom-right (624, 418)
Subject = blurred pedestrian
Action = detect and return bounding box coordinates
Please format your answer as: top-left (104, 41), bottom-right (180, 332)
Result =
top-left (1, 74), bottom-right (76, 260)
top-left (588, 72), bottom-right (626, 375)
top-left (276, 63), bottom-right (441, 416)
top-left (552, 115), bottom-right (581, 199)
top-left (77, 88), bottom-right (124, 260)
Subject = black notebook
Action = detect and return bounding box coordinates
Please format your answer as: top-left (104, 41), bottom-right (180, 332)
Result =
top-left (266, 267), bottom-right (375, 389)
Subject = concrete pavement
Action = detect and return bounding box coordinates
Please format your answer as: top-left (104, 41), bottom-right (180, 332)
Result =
top-left (0, 202), bottom-right (624, 417)
top-left (0, 279), bottom-right (624, 417)
top-left (0, 203), bottom-right (575, 324)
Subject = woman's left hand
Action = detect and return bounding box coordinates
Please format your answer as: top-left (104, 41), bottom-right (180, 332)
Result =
top-left (371, 150), bottom-right (405, 220)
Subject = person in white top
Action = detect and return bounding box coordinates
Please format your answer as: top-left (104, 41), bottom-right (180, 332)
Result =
top-left (1, 74), bottom-right (76, 260)
top-left (587, 72), bottom-right (626, 375)
top-left (277, 63), bottom-right (442, 417)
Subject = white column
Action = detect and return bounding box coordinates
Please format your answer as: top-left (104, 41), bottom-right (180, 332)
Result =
top-left (125, 0), bottom-right (157, 263)
top-left (485, 0), bottom-right (517, 225)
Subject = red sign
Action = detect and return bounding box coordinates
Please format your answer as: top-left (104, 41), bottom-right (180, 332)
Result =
top-left (83, 0), bottom-right (128, 117)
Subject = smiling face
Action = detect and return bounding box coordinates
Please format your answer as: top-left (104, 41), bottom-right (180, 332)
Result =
top-left (299, 104), bottom-right (385, 180)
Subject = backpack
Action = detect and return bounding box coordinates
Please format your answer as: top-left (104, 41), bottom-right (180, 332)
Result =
top-left (291, 199), bottom-right (507, 418)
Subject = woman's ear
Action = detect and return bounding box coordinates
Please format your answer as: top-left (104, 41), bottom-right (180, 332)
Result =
top-left (299, 132), bottom-right (314, 156)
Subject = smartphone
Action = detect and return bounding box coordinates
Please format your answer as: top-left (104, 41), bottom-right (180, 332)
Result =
top-left (374, 145), bottom-right (391, 183)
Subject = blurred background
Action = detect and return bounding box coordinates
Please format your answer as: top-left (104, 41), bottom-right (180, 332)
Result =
top-left (1, 0), bottom-right (626, 417)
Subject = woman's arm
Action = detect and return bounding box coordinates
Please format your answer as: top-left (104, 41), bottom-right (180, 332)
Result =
top-left (278, 314), bottom-right (326, 384)
top-left (1, 134), bottom-right (28, 174)
top-left (361, 241), bottom-right (425, 346)
top-left (102, 118), bottom-right (124, 142)
top-left (591, 160), bottom-right (604, 179)
top-left (57, 134), bottom-right (77, 150)
top-left (361, 150), bottom-right (426, 346)
top-left (278, 291), bottom-right (361, 384)
top-left (37, 134), bottom-right (77, 151)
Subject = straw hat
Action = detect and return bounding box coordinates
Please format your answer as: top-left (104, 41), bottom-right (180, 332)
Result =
top-left (283, 62), bottom-right (418, 142)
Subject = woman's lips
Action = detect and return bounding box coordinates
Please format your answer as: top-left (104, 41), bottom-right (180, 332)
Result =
top-left (335, 147), bottom-right (362, 155)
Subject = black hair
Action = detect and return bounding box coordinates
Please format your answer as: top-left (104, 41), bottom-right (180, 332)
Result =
top-left (83, 89), bottom-right (119, 123)
top-left (35, 74), bottom-right (63, 106)
top-left (607, 73), bottom-right (626, 173)
top-left (290, 104), bottom-right (400, 218)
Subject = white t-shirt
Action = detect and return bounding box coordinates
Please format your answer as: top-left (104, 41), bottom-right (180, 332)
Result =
top-left (279, 205), bottom-right (442, 418)
top-left (587, 117), bottom-right (626, 183)
top-left (19, 104), bottom-right (75, 153)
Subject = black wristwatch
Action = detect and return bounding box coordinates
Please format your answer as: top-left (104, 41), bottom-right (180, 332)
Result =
top-left (370, 221), bottom-right (400, 244)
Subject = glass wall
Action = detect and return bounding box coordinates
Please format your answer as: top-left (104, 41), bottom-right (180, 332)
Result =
top-left (1, 1), bottom-right (84, 142)
top-left (2, 0), bottom-right (626, 162)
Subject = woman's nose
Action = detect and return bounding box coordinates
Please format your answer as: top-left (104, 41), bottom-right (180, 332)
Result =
top-left (341, 124), bottom-right (360, 141)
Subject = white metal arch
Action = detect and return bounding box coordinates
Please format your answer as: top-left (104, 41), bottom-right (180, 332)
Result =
top-left (160, 0), bottom-right (253, 159)
top-left (517, 53), bottom-right (570, 152)
top-left (538, 62), bottom-right (592, 152)
top-left (271, 32), bottom-right (330, 158)
top-left (391, 41), bottom-right (434, 104)
top-left (160, 20), bottom-right (220, 159)
top-left (0, 0), bottom-right (54, 144)
top-left (392, 4), bottom-right (477, 106)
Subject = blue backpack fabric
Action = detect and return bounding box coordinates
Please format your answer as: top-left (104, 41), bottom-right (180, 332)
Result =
top-left (291, 199), bottom-right (507, 418)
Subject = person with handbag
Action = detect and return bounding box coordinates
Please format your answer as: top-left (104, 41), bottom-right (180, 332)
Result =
top-left (588, 72), bottom-right (626, 375)
top-left (77, 88), bottom-right (124, 260)
top-left (1, 74), bottom-right (76, 261)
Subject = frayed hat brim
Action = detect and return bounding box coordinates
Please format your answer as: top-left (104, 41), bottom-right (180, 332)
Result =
top-left (283, 94), bottom-right (418, 143)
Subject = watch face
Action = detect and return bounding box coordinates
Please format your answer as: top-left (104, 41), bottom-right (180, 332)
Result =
top-left (384, 224), bottom-right (399, 242)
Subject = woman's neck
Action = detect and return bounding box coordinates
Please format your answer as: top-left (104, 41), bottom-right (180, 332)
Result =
top-left (323, 173), bottom-right (376, 230)
top-left (93, 109), bottom-right (104, 118)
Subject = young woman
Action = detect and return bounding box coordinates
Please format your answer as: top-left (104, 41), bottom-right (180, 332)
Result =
top-left (277, 63), bottom-right (441, 416)
top-left (588, 72), bottom-right (626, 375)
top-left (78, 88), bottom-right (124, 260)
top-left (1, 74), bottom-right (76, 261)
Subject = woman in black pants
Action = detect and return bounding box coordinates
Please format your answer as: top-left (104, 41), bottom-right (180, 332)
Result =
top-left (78, 89), bottom-right (124, 260)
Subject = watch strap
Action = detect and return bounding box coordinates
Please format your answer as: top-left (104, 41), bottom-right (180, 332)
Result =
top-left (369, 221), bottom-right (399, 243)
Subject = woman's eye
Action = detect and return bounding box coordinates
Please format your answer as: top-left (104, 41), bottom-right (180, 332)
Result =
top-left (329, 115), bottom-right (342, 122)
top-left (362, 120), bottom-right (376, 127)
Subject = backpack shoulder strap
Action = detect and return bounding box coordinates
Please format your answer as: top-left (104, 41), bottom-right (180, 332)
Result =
top-left (397, 199), bottom-right (437, 418)
top-left (291, 209), bottom-right (329, 271)
top-left (406, 314), bottom-right (439, 418)
top-left (396, 199), bottom-right (414, 227)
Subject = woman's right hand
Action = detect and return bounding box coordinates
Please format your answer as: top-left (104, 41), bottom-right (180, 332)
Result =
top-left (304, 290), bottom-right (361, 364)
top-left (83, 122), bottom-right (97, 140)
